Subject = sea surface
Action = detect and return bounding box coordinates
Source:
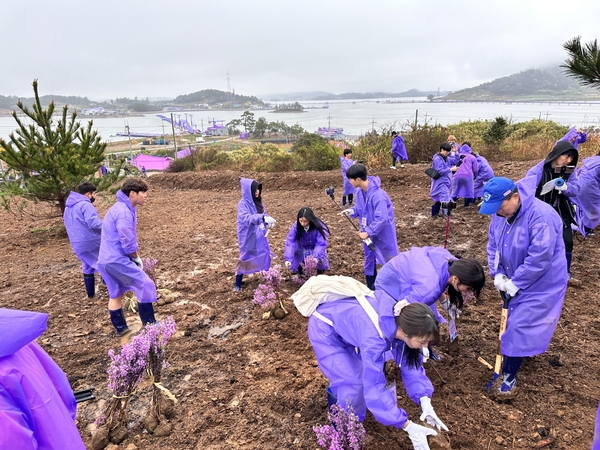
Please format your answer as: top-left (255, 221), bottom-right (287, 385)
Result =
top-left (0, 97), bottom-right (598, 142)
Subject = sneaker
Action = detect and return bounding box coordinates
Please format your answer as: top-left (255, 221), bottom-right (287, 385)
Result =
top-left (234, 285), bottom-right (242, 291)
top-left (400, 164), bottom-right (405, 168)
top-left (389, 166), bottom-right (396, 170)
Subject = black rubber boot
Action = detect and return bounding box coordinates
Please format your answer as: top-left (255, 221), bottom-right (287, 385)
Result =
top-left (138, 302), bottom-right (156, 325)
top-left (83, 273), bottom-right (95, 298)
top-left (109, 309), bottom-right (129, 335)
top-left (432, 202), bottom-right (441, 217)
top-left (234, 273), bottom-right (244, 291)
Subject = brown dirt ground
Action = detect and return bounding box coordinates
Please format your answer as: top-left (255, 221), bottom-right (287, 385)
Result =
top-left (0, 161), bottom-right (599, 450)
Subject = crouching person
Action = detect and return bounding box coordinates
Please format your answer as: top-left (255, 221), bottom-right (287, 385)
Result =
top-left (0, 308), bottom-right (85, 449)
top-left (303, 278), bottom-right (446, 450)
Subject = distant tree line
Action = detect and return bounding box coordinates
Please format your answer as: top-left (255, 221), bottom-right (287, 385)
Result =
top-left (226, 111), bottom-right (305, 138)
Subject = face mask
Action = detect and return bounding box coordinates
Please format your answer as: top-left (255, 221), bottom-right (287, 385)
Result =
top-left (89, 196), bottom-right (96, 203)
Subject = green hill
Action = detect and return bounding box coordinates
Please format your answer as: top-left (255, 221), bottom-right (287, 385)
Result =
top-left (439, 66), bottom-right (600, 101)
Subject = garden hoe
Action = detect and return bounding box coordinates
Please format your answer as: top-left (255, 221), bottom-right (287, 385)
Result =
top-left (486, 291), bottom-right (512, 393)
top-left (325, 186), bottom-right (375, 251)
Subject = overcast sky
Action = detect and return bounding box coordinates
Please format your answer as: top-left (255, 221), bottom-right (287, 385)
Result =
top-left (2, 0), bottom-right (599, 101)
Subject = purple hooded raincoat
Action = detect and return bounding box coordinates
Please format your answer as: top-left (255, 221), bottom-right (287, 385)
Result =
top-left (235, 178), bottom-right (272, 274)
top-left (593, 403), bottom-right (600, 449)
top-left (63, 191), bottom-right (102, 274)
top-left (375, 246), bottom-right (457, 324)
top-left (340, 156), bottom-right (356, 195)
top-left (473, 155), bottom-right (495, 198)
top-left (97, 190), bottom-right (157, 302)
top-left (348, 176), bottom-right (398, 275)
top-left (572, 155), bottom-right (600, 231)
top-left (430, 153), bottom-right (453, 203)
top-left (283, 222), bottom-right (329, 272)
top-left (0, 309), bottom-right (85, 449)
top-left (391, 135), bottom-right (408, 161)
top-left (562, 127), bottom-right (587, 150)
top-left (486, 177), bottom-right (568, 356)
top-left (451, 145), bottom-right (478, 199)
top-left (308, 290), bottom-right (433, 428)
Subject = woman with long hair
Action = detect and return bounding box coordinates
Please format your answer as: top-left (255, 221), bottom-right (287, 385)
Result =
top-left (284, 207), bottom-right (330, 274)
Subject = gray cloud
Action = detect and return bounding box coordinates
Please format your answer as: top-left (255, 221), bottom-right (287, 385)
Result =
top-left (1, 0), bottom-right (599, 100)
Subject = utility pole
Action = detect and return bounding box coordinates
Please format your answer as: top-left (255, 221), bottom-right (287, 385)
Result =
top-left (371, 118), bottom-right (376, 131)
top-left (125, 121), bottom-right (133, 162)
top-left (170, 113), bottom-right (178, 159)
top-left (414, 109), bottom-right (419, 128)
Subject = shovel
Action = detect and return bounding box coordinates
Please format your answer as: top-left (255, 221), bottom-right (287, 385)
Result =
top-left (487, 291), bottom-right (512, 392)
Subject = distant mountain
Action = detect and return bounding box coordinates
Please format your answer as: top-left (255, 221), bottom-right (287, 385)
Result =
top-left (439, 66), bottom-right (600, 101)
top-left (264, 89), bottom-right (446, 101)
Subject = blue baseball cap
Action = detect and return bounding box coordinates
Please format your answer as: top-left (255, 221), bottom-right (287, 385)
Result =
top-left (479, 177), bottom-right (516, 215)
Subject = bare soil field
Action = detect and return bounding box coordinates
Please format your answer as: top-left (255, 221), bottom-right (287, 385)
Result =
top-left (0, 161), bottom-right (598, 449)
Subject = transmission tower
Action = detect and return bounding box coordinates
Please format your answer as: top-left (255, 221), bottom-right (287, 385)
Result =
top-left (226, 71), bottom-right (232, 104)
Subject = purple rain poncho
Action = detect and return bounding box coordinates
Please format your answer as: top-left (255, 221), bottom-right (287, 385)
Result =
top-left (375, 246), bottom-right (458, 324)
top-left (340, 156), bottom-right (356, 195)
top-left (451, 152), bottom-right (478, 199)
top-left (430, 153), bottom-right (453, 203)
top-left (307, 290), bottom-right (433, 428)
top-left (97, 190), bottom-right (157, 302)
top-left (348, 176), bottom-right (398, 275)
top-left (63, 191), bottom-right (102, 274)
top-left (391, 135), bottom-right (408, 161)
top-left (486, 177), bottom-right (568, 356)
top-left (0, 309), bottom-right (85, 449)
top-left (572, 155), bottom-right (600, 230)
top-left (235, 178), bottom-right (272, 274)
top-left (562, 127), bottom-right (587, 150)
top-left (473, 154), bottom-right (495, 198)
top-left (283, 222), bottom-right (329, 272)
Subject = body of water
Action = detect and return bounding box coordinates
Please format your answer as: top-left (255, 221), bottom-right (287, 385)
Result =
top-left (0, 97), bottom-right (598, 142)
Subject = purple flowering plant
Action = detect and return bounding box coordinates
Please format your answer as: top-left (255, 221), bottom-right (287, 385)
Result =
top-left (143, 257), bottom-right (159, 282)
top-left (253, 264), bottom-right (288, 315)
top-left (293, 256), bottom-right (319, 286)
top-left (313, 402), bottom-right (366, 450)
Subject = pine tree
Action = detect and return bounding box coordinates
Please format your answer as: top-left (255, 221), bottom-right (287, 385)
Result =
top-left (561, 36), bottom-right (600, 90)
top-left (0, 80), bottom-right (123, 216)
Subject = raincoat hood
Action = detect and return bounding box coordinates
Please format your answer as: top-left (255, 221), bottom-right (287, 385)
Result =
top-left (563, 127), bottom-right (579, 143)
top-left (544, 140), bottom-right (578, 167)
top-left (65, 191), bottom-right (91, 208)
top-left (116, 189), bottom-right (136, 213)
top-left (0, 309), bottom-right (47, 357)
top-left (459, 144), bottom-right (473, 154)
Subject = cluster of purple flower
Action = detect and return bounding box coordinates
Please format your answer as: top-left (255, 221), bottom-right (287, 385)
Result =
top-left (107, 331), bottom-right (151, 396)
top-left (313, 402), bottom-right (366, 450)
top-left (144, 316), bottom-right (177, 375)
top-left (143, 257), bottom-right (159, 281)
top-left (252, 265), bottom-right (282, 309)
top-left (294, 256), bottom-right (319, 285)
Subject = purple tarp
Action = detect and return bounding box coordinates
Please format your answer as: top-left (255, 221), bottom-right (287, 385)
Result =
top-left (132, 154), bottom-right (172, 171)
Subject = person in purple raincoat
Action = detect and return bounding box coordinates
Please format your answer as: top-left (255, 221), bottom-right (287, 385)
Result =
top-left (390, 131), bottom-right (408, 169)
top-left (340, 149), bottom-right (356, 206)
top-left (308, 298), bottom-right (444, 450)
top-left (375, 246), bottom-right (485, 326)
top-left (97, 178), bottom-right (157, 336)
top-left (479, 177), bottom-right (568, 394)
top-left (594, 403), bottom-right (600, 450)
top-left (63, 182), bottom-right (102, 298)
top-left (572, 151), bottom-right (600, 235)
top-left (473, 152), bottom-right (495, 201)
top-left (451, 143), bottom-right (478, 207)
top-left (234, 178), bottom-right (276, 291)
top-left (284, 207), bottom-right (329, 274)
top-left (0, 308), bottom-right (85, 449)
top-left (525, 140), bottom-right (580, 277)
top-left (430, 143), bottom-right (458, 217)
top-left (343, 165), bottom-right (398, 290)
top-left (562, 127), bottom-right (587, 150)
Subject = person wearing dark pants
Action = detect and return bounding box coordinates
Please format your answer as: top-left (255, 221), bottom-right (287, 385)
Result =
top-left (63, 182), bottom-right (103, 298)
top-left (97, 178), bottom-right (157, 336)
top-left (342, 165), bottom-right (398, 290)
top-left (479, 177), bottom-right (568, 395)
top-left (429, 143), bottom-right (458, 217)
top-left (390, 131), bottom-right (408, 169)
top-left (340, 149), bottom-right (356, 206)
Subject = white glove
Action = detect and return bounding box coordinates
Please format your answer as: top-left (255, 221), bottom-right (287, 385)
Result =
top-left (131, 256), bottom-right (143, 269)
top-left (555, 181), bottom-right (567, 192)
top-left (494, 273), bottom-right (508, 292)
top-left (264, 215), bottom-right (277, 227)
top-left (419, 397), bottom-right (449, 431)
top-left (504, 279), bottom-right (519, 297)
top-left (284, 261), bottom-right (292, 269)
top-left (404, 420), bottom-right (437, 450)
top-left (341, 208), bottom-right (354, 216)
